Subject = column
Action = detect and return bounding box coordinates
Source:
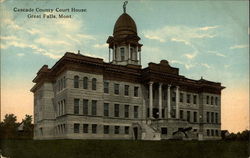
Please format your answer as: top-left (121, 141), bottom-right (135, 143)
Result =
top-left (158, 83), bottom-right (162, 119)
top-left (109, 48), bottom-right (111, 62)
top-left (149, 81), bottom-right (153, 119)
top-left (176, 86), bottom-right (179, 119)
top-left (167, 84), bottom-right (171, 118)
top-left (139, 50), bottom-right (141, 65)
top-left (113, 45), bottom-right (115, 61)
top-left (128, 43), bottom-right (131, 60)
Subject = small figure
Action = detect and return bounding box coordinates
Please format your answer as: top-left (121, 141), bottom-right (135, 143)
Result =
top-left (123, 1), bottom-right (128, 13)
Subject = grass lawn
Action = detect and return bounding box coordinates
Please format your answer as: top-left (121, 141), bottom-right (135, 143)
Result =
top-left (0, 139), bottom-right (249, 158)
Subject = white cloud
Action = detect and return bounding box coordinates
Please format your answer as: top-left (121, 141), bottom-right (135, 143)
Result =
top-left (93, 43), bottom-right (108, 48)
top-left (144, 35), bottom-right (165, 42)
top-left (35, 37), bottom-right (72, 47)
top-left (169, 60), bottom-right (196, 70)
top-left (199, 26), bottom-right (219, 31)
top-left (201, 63), bottom-right (211, 69)
top-left (17, 53), bottom-right (25, 57)
top-left (143, 25), bottom-right (218, 43)
top-left (208, 50), bottom-right (226, 57)
top-left (0, 7), bottom-right (98, 60)
top-left (230, 44), bottom-right (248, 49)
top-left (184, 53), bottom-right (196, 59)
top-left (0, 35), bottom-right (19, 41)
top-left (77, 34), bottom-right (96, 40)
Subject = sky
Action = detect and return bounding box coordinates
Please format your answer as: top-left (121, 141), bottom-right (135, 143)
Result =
top-left (0, 0), bottom-right (249, 133)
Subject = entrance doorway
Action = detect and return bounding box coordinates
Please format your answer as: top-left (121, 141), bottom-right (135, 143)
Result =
top-left (133, 127), bottom-right (138, 140)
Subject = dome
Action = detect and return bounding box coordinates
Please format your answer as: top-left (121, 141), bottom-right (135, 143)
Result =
top-left (113, 13), bottom-right (137, 38)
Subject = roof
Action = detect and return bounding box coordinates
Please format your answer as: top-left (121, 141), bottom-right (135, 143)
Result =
top-left (113, 13), bottom-right (137, 38)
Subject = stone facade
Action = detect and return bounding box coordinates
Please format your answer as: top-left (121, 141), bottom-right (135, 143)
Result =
top-left (31, 8), bottom-right (224, 140)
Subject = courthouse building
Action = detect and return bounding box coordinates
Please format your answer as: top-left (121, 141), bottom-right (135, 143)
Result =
top-left (31, 5), bottom-right (225, 140)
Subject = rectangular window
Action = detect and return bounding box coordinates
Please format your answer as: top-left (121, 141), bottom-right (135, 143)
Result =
top-left (63, 76), bottom-right (66, 88)
top-left (207, 129), bottom-right (210, 136)
top-left (134, 106), bottom-right (139, 118)
top-left (92, 100), bottom-right (97, 116)
top-left (125, 126), bottom-right (129, 134)
top-left (83, 124), bottom-right (88, 133)
top-left (74, 123), bottom-right (80, 133)
top-left (104, 103), bottom-right (109, 117)
top-left (124, 105), bottom-right (129, 118)
top-left (161, 128), bottom-right (168, 134)
top-left (187, 94), bottom-right (191, 103)
top-left (114, 84), bottom-right (119, 95)
top-left (104, 82), bottom-right (109, 93)
top-left (180, 110), bottom-right (183, 119)
top-left (193, 111), bottom-right (197, 122)
top-left (211, 96), bottom-right (214, 105)
top-left (114, 126), bottom-right (120, 134)
top-left (74, 99), bottom-right (80, 114)
top-left (104, 125), bottom-right (109, 134)
top-left (215, 113), bottom-right (218, 124)
top-left (207, 112), bottom-right (210, 123)
top-left (193, 95), bottom-right (197, 104)
top-left (215, 97), bottom-right (218, 105)
top-left (211, 112), bottom-right (214, 123)
top-left (187, 111), bottom-right (190, 122)
top-left (83, 99), bottom-right (88, 115)
top-left (134, 86), bottom-right (139, 97)
top-left (114, 104), bottom-right (120, 117)
top-left (180, 93), bottom-right (183, 102)
top-left (125, 85), bottom-right (129, 96)
top-left (215, 130), bottom-right (219, 136)
top-left (211, 129), bottom-right (214, 136)
top-left (92, 124), bottom-right (97, 134)
top-left (207, 96), bottom-right (210, 104)
top-left (172, 92), bottom-right (176, 102)
top-left (120, 48), bottom-right (125, 61)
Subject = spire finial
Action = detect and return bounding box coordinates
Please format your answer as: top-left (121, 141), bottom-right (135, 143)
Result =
top-left (123, 1), bottom-right (128, 13)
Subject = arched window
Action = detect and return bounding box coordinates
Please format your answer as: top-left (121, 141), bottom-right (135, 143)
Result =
top-left (74, 75), bottom-right (79, 88)
top-left (120, 48), bottom-right (125, 61)
top-left (83, 77), bottom-right (88, 89)
top-left (92, 78), bottom-right (97, 90)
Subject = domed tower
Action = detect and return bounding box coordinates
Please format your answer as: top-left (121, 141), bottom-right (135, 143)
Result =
top-left (107, 1), bottom-right (143, 66)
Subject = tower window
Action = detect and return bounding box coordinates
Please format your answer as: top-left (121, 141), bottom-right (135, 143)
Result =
top-left (130, 48), bottom-right (133, 60)
top-left (120, 48), bottom-right (125, 60)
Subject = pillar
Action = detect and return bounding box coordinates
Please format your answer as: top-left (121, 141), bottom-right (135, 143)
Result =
top-left (128, 43), bottom-right (131, 60)
top-left (113, 45), bottom-right (115, 61)
top-left (139, 50), bottom-right (141, 65)
top-left (159, 83), bottom-right (162, 119)
top-left (167, 84), bottom-right (171, 118)
top-left (149, 81), bottom-right (153, 119)
top-left (176, 86), bottom-right (179, 119)
top-left (109, 48), bottom-right (111, 62)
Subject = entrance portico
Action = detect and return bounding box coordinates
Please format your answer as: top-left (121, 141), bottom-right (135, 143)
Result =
top-left (148, 82), bottom-right (179, 120)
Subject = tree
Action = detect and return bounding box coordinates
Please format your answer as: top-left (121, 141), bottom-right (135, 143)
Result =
top-left (0, 114), bottom-right (18, 139)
